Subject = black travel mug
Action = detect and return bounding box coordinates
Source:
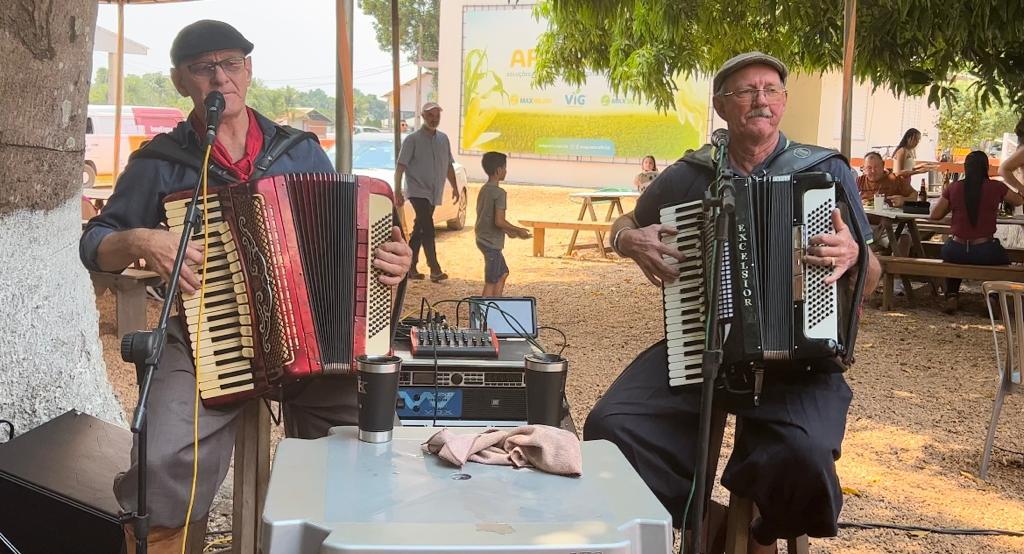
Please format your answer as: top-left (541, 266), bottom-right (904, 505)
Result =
top-left (524, 353), bottom-right (567, 427)
top-left (356, 355), bottom-right (402, 443)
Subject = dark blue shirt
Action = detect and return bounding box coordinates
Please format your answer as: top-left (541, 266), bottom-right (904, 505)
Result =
top-left (634, 132), bottom-right (873, 243)
top-left (80, 111), bottom-right (332, 272)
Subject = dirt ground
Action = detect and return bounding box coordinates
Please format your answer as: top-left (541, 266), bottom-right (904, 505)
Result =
top-left (95, 182), bottom-right (1024, 553)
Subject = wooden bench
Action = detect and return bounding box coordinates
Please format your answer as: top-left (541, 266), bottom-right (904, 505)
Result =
top-left (919, 242), bottom-right (1024, 263)
top-left (877, 256), bottom-right (1024, 310)
top-left (89, 268), bottom-right (162, 338)
top-left (519, 220), bottom-right (613, 257)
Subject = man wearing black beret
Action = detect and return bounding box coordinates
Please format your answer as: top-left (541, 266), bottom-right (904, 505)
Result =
top-left (81, 20), bottom-right (412, 552)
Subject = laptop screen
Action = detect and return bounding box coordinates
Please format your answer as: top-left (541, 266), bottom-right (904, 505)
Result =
top-left (468, 297), bottom-right (538, 338)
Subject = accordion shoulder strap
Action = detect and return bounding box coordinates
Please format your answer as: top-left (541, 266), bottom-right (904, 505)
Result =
top-left (130, 124), bottom-right (317, 183)
top-left (130, 133), bottom-right (236, 184)
top-left (681, 138), bottom-right (848, 176)
top-left (250, 125), bottom-right (319, 181)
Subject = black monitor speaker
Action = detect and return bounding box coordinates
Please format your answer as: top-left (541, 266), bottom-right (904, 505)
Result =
top-left (0, 410), bottom-right (129, 554)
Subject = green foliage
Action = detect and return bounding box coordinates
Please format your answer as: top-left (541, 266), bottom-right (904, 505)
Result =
top-left (937, 81), bottom-right (1021, 150)
top-left (533, 0), bottom-right (1024, 113)
top-left (358, 0), bottom-right (439, 64)
top-left (87, 68), bottom-right (388, 126)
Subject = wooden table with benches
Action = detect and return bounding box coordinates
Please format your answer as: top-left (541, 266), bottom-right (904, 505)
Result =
top-left (517, 189), bottom-right (637, 258)
top-left (518, 219), bottom-right (613, 257)
top-left (89, 268), bottom-right (162, 339)
top-left (865, 207), bottom-right (1024, 309)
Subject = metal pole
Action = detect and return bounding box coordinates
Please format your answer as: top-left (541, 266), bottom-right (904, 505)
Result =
top-left (840, 0), bottom-right (857, 159)
top-left (415, 24), bottom-right (423, 130)
top-left (335, 0), bottom-right (354, 173)
top-left (111, 0), bottom-right (126, 185)
top-left (391, 0), bottom-right (402, 160)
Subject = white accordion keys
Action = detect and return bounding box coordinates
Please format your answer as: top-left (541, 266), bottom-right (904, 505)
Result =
top-left (660, 201), bottom-right (706, 387)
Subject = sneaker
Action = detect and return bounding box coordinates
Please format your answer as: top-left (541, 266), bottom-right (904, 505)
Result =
top-left (429, 272), bottom-right (449, 283)
top-left (408, 271), bottom-right (425, 280)
top-left (943, 295), bottom-right (959, 314)
top-left (894, 280), bottom-right (906, 297)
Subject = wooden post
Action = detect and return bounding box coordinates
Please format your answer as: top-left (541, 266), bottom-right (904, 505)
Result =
top-left (232, 400), bottom-right (271, 553)
top-left (839, 0), bottom-right (857, 159)
top-left (533, 228), bottom-right (545, 257)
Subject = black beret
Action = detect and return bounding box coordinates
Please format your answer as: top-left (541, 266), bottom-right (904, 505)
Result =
top-left (170, 20), bottom-right (254, 66)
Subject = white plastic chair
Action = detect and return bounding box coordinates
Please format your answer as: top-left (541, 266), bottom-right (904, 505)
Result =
top-left (980, 281), bottom-right (1024, 479)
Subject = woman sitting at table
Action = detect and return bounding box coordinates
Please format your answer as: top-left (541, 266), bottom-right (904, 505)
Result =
top-left (930, 150), bottom-right (1024, 313)
top-left (633, 155), bottom-right (659, 192)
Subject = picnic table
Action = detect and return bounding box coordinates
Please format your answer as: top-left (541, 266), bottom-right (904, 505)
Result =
top-left (566, 189), bottom-right (640, 257)
top-left (865, 206), bottom-right (1024, 308)
top-left (82, 186), bottom-right (114, 212)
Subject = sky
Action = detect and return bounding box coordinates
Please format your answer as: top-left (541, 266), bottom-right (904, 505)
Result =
top-left (93, 0), bottom-right (420, 98)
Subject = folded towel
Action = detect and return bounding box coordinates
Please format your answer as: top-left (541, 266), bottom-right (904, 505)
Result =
top-left (422, 425), bottom-right (582, 476)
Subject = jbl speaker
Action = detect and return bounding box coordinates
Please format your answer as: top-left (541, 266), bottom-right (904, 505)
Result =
top-left (0, 410), bottom-right (130, 554)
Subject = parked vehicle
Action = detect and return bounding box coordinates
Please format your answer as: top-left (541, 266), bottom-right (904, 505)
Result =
top-left (84, 105), bottom-right (185, 181)
top-left (325, 133), bottom-right (469, 230)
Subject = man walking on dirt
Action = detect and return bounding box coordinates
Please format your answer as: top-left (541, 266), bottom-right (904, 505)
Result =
top-left (394, 102), bottom-right (461, 282)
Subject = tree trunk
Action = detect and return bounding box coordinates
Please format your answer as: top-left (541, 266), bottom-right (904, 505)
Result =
top-left (0, 0), bottom-right (124, 431)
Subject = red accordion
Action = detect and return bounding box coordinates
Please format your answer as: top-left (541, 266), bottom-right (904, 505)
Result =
top-left (164, 173), bottom-right (395, 406)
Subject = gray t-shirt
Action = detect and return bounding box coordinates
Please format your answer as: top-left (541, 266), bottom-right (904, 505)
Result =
top-left (475, 182), bottom-right (507, 250)
top-left (397, 128), bottom-right (454, 206)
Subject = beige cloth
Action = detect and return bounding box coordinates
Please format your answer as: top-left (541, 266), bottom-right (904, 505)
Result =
top-left (422, 426), bottom-right (582, 476)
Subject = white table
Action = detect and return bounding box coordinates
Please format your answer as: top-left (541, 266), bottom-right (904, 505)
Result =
top-left (262, 426), bottom-right (672, 553)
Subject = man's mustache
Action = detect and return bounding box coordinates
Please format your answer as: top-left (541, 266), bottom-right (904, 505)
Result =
top-left (745, 108), bottom-right (773, 120)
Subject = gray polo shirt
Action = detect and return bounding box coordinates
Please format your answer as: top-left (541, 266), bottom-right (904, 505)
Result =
top-left (397, 128), bottom-right (454, 206)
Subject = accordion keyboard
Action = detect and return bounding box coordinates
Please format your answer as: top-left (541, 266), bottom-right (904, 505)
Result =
top-left (165, 197), bottom-right (258, 400)
top-left (660, 201), bottom-right (706, 387)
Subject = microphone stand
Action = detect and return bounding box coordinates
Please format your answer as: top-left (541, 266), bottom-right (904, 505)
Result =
top-left (119, 116), bottom-right (220, 554)
top-left (686, 140), bottom-right (734, 554)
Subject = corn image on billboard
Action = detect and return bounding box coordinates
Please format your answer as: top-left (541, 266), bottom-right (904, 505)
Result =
top-left (460, 4), bottom-right (710, 161)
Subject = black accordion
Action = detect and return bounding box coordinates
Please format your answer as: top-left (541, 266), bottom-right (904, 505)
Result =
top-left (660, 172), bottom-right (867, 387)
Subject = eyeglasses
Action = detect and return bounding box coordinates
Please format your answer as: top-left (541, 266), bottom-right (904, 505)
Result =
top-left (720, 87), bottom-right (787, 103)
top-left (186, 57), bottom-right (247, 78)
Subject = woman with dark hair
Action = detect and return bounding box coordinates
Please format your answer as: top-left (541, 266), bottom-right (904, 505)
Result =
top-left (930, 150), bottom-right (1023, 313)
top-left (893, 128), bottom-right (932, 184)
top-left (633, 154), bottom-right (659, 191)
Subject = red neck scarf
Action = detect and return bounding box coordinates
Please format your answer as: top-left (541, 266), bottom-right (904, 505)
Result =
top-left (191, 107), bottom-right (265, 181)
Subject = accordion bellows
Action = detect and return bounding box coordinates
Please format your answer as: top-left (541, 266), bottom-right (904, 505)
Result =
top-left (164, 173), bottom-right (395, 406)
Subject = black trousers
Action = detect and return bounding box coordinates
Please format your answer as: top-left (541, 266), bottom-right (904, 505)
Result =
top-left (408, 197), bottom-right (441, 273)
top-left (584, 340), bottom-right (851, 543)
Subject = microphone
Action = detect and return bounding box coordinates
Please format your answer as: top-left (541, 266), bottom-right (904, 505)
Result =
top-left (711, 128), bottom-right (729, 148)
top-left (202, 91), bottom-right (225, 146)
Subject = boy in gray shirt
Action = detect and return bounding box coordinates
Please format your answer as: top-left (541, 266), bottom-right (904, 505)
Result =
top-left (475, 152), bottom-right (531, 296)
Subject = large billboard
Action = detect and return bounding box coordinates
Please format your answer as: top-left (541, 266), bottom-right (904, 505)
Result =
top-left (460, 4), bottom-right (710, 161)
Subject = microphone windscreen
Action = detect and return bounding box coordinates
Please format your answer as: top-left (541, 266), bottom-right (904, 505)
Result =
top-left (205, 91), bottom-right (225, 112)
top-left (711, 128), bottom-right (729, 148)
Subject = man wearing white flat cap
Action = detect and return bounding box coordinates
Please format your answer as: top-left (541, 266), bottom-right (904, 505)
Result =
top-left (395, 102), bottom-right (461, 282)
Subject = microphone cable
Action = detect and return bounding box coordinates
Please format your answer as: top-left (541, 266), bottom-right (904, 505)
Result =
top-left (181, 139), bottom-right (214, 554)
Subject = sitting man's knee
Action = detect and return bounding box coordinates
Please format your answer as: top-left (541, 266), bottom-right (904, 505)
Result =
top-left (582, 403), bottom-right (626, 442)
top-left (778, 433), bottom-right (838, 475)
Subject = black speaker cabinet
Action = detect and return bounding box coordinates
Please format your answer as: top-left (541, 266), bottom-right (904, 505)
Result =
top-left (0, 410), bottom-right (130, 554)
